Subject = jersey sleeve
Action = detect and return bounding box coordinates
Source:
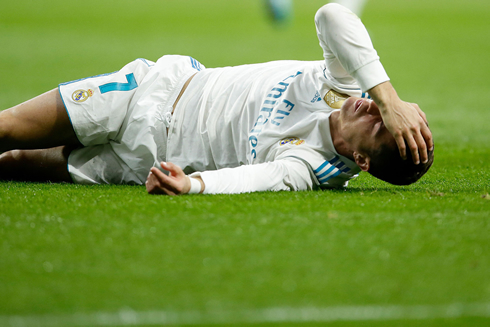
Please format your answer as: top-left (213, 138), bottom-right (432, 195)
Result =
top-left (189, 158), bottom-right (314, 194)
top-left (315, 3), bottom-right (389, 92)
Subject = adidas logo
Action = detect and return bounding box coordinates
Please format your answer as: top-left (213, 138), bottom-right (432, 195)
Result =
top-left (311, 91), bottom-right (322, 103)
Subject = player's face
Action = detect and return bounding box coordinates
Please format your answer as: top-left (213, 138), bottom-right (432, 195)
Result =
top-left (339, 97), bottom-right (396, 154)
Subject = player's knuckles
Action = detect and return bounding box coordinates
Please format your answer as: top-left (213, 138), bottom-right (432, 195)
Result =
top-left (408, 144), bottom-right (419, 153)
top-left (408, 125), bottom-right (420, 133)
top-left (416, 142), bottom-right (427, 152)
top-left (404, 136), bottom-right (418, 149)
top-left (415, 133), bottom-right (427, 144)
top-left (393, 129), bottom-right (404, 138)
top-left (410, 102), bottom-right (421, 109)
top-left (394, 134), bottom-right (406, 145)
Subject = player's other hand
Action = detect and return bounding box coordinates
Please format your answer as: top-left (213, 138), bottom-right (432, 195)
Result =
top-left (382, 99), bottom-right (432, 164)
top-left (369, 82), bottom-right (433, 164)
top-left (146, 162), bottom-right (190, 195)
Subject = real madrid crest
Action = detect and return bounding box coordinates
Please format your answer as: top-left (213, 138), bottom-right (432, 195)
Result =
top-left (280, 137), bottom-right (305, 146)
top-left (324, 89), bottom-right (349, 109)
top-left (72, 89), bottom-right (94, 103)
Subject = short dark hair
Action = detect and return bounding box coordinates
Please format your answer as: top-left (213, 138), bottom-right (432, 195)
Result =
top-left (367, 142), bottom-right (434, 185)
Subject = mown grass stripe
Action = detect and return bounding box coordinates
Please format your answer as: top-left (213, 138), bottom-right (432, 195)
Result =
top-left (2, 303), bottom-right (490, 326)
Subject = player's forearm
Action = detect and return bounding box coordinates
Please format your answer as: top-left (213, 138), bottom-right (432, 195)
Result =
top-left (315, 3), bottom-right (389, 91)
top-left (189, 159), bottom-right (313, 195)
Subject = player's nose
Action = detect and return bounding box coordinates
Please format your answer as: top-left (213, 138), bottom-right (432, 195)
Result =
top-left (366, 100), bottom-right (380, 116)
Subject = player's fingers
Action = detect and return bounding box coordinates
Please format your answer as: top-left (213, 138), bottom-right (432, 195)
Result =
top-left (146, 171), bottom-right (163, 192)
top-left (153, 165), bottom-right (187, 194)
top-left (146, 175), bottom-right (166, 194)
top-left (161, 161), bottom-right (185, 177)
top-left (146, 173), bottom-right (178, 195)
top-left (408, 104), bottom-right (432, 154)
top-left (404, 132), bottom-right (421, 165)
top-left (159, 162), bottom-right (188, 194)
top-left (420, 123), bottom-right (434, 151)
top-left (394, 133), bottom-right (407, 161)
top-left (414, 132), bottom-right (428, 164)
top-left (151, 167), bottom-right (177, 189)
top-left (150, 167), bottom-right (169, 182)
top-left (411, 103), bottom-right (428, 124)
top-left (159, 186), bottom-right (176, 196)
top-left (418, 109), bottom-right (427, 124)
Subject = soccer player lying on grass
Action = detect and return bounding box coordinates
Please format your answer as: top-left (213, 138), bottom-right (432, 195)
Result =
top-left (0, 3), bottom-right (433, 195)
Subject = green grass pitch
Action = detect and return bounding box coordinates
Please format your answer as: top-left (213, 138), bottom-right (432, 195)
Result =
top-left (1, 0), bottom-right (489, 326)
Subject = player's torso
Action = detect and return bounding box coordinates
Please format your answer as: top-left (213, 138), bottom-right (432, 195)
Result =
top-left (167, 59), bottom-right (362, 176)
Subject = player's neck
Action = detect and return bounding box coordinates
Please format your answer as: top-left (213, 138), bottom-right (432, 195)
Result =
top-left (329, 111), bottom-right (354, 161)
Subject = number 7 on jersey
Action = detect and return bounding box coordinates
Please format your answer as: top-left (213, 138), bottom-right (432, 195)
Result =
top-left (99, 73), bottom-right (138, 94)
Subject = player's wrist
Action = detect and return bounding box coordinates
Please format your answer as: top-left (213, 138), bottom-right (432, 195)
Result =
top-left (368, 81), bottom-right (399, 111)
top-left (188, 176), bottom-right (203, 194)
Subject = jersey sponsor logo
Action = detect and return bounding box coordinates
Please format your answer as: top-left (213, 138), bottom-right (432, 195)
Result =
top-left (279, 137), bottom-right (305, 146)
top-left (249, 71), bottom-right (302, 159)
top-left (324, 89), bottom-right (349, 109)
top-left (271, 99), bottom-right (295, 126)
top-left (71, 89), bottom-right (94, 103)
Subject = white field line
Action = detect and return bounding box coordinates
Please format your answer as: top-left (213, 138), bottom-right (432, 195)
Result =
top-left (2, 303), bottom-right (490, 327)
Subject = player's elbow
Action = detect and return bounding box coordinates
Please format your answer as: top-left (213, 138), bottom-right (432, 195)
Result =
top-left (315, 3), bottom-right (346, 25)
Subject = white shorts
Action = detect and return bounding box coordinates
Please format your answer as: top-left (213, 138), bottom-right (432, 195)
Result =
top-left (59, 55), bottom-right (204, 184)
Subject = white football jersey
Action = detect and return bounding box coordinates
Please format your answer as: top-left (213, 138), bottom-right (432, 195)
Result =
top-left (169, 3), bottom-right (390, 193)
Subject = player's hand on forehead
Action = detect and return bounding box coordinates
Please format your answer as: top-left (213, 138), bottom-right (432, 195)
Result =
top-left (385, 100), bottom-right (432, 164)
top-left (368, 82), bottom-right (433, 164)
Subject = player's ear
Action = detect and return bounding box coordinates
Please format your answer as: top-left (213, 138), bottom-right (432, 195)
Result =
top-left (353, 151), bottom-right (371, 172)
